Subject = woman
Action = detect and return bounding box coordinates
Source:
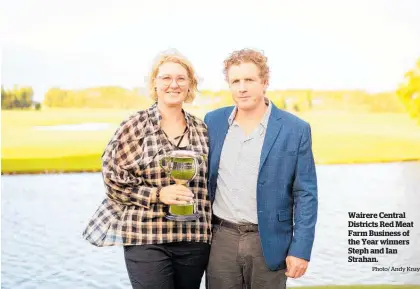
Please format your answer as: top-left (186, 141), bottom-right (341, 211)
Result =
top-left (82, 50), bottom-right (211, 289)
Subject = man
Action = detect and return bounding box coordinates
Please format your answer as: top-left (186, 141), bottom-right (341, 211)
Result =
top-left (204, 49), bottom-right (318, 289)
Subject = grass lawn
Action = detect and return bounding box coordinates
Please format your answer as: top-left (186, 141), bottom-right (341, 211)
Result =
top-left (300, 111), bottom-right (420, 164)
top-left (2, 108), bottom-right (420, 174)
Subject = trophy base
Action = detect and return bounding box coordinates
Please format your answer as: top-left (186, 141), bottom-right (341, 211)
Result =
top-left (165, 212), bottom-right (200, 222)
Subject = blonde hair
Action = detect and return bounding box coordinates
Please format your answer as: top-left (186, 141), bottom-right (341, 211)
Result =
top-left (223, 48), bottom-right (270, 85)
top-left (148, 49), bottom-right (198, 103)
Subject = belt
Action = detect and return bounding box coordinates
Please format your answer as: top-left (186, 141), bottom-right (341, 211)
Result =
top-left (212, 215), bottom-right (259, 233)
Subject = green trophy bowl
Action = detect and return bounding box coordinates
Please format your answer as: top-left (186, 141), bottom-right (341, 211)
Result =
top-left (159, 150), bottom-right (205, 221)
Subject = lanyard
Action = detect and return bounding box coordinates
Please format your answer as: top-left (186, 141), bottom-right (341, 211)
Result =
top-left (163, 126), bottom-right (188, 149)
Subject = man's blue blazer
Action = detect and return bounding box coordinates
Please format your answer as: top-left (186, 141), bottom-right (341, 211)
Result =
top-left (204, 103), bottom-right (318, 270)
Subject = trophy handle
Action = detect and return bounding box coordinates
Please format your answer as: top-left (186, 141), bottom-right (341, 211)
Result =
top-left (186, 154), bottom-right (206, 182)
top-left (195, 154), bottom-right (207, 167)
top-left (159, 156), bottom-right (171, 172)
top-left (190, 157), bottom-right (199, 181)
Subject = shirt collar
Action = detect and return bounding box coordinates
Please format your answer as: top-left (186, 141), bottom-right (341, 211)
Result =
top-left (148, 102), bottom-right (193, 133)
top-left (228, 97), bottom-right (272, 129)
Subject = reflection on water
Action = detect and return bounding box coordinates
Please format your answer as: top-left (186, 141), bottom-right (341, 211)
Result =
top-left (1, 162), bottom-right (420, 288)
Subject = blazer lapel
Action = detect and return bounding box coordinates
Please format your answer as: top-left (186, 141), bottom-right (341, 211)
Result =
top-left (259, 107), bottom-right (283, 174)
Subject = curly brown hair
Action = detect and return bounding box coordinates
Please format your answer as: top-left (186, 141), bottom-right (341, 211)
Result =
top-left (223, 48), bottom-right (270, 85)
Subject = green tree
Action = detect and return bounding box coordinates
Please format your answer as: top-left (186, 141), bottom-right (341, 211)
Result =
top-left (1, 86), bottom-right (34, 109)
top-left (1, 86), bottom-right (6, 108)
top-left (20, 87), bottom-right (34, 108)
top-left (397, 58), bottom-right (420, 123)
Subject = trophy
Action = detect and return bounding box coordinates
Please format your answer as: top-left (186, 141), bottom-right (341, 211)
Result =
top-left (159, 150), bottom-right (206, 221)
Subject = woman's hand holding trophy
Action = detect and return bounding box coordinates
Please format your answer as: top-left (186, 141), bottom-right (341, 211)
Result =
top-left (158, 185), bottom-right (194, 205)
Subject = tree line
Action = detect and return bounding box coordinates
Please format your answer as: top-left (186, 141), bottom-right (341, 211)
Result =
top-left (2, 57), bottom-right (419, 124)
top-left (1, 86), bottom-right (41, 110)
top-left (42, 86), bottom-right (151, 109)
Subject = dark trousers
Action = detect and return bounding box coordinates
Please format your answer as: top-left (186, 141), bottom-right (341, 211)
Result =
top-left (124, 241), bottom-right (210, 289)
top-left (206, 222), bottom-right (287, 289)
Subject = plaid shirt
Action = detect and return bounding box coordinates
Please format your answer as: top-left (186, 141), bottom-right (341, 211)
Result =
top-left (82, 103), bottom-right (211, 246)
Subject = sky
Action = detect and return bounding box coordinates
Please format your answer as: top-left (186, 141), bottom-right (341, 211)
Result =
top-left (1, 0), bottom-right (420, 101)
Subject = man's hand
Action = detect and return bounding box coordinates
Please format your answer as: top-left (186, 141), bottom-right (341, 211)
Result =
top-left (285, 256), bottom-right (308, 278)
